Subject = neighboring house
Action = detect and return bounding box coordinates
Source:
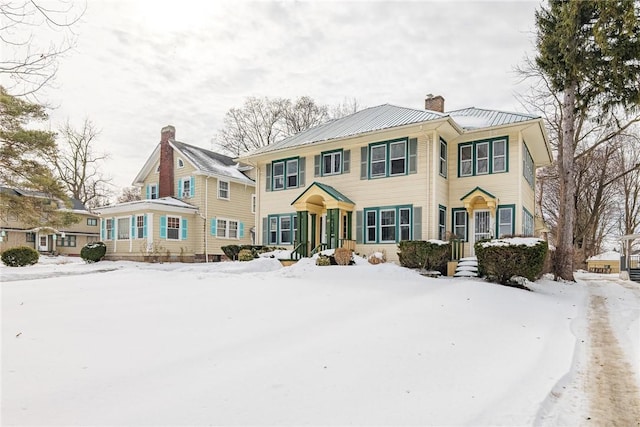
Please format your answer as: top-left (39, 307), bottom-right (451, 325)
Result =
top-left (95, 126), bottom-right (256, 262)
top-left (0, 187), bottom-right (100, 256)
top-left (586, 251), bottom-right (621, 273)
top-left (237, 95), bottom-right (553, 262)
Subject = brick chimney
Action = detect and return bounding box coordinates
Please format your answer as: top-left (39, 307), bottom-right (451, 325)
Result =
top-left (158, 125), bottom-right (175, 198)
top-left (425, 94), bottom-right (445, 113)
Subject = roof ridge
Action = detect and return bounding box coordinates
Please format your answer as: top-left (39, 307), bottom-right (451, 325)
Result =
top-left (448, 106), bottom-right (538, 118)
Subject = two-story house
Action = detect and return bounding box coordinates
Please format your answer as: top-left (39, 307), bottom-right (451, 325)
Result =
top-left (236, 95), bottom-right (553, 262)
top-left (0, 187), bottom-right (100, 256)
top-left (96, 126), bottom-right (256, 262)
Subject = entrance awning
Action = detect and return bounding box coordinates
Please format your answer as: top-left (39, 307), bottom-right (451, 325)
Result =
top-left (291, 182), bottom-right (355, 213)
top-left (460, 186), bottom-right (498, 214)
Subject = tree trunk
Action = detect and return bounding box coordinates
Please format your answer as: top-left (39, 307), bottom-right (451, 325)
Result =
top-left (555, 84), bottom-right (577, 281)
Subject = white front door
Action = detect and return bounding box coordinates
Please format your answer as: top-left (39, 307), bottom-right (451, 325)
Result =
top-left (472, 210), bottom-right (491, 254)
top-left (38, 235), bottom-right (48, 252)
top-left (320, 214), bottom-right (327, 245)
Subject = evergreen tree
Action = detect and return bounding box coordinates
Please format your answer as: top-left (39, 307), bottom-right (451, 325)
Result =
top-left (0, 85), bottom-right (76, 227)
top-left (534, 0), bottom-right (640, 280)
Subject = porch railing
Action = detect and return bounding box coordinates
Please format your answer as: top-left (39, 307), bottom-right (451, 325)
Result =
top-left (339, 239), bottom-right (356, 251)
top-left (310, 243), bottom-right (328, 255)
top-left (451, 239), bottom-right (464, 260)
top-left (291, 241), bottom-right (307, 260)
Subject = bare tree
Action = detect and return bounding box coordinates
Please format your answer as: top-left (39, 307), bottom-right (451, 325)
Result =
top-left (283, 96), bottom-right (328, 135)
top-left (330, 97), bottom-right (361, 120)
top-left (614, 133), bottom-right (640, 239)
top-left (117, 186), bottom-right (141, 203)
top-left (51, 119), bottom-right (112, 208)
top-left (0, 0), bottom-right (85, 97)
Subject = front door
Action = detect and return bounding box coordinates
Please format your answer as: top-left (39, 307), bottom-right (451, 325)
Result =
top-left (38, 235), bottom-right (49, 252)
top-left (320, 214), bottom-right (327, 245)
top-left (472, 210), bottom-right (491, 254)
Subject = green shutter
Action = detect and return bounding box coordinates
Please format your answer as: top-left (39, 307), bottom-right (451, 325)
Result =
top-left (409, 138), bottom-right (417, 174)
top-left (356, 210), bottom-right (363, 243)
top-left (299, 157), bottom-right (305, 187)
top-left (360, 146), bottom-right (368, 180)
top-left (160, 216), bottom-right (167, 239)
top-left (265, 164), bottom-right (272, 192)
top-left (343, 150), bottom-right (350, 173)
top-left (262, 217), bottom-right (268, 245)
top-left (314, 155), bottom-right (321, 177)
top-left (181, 218), bottom-right (188, 240)
top-left (413, 206), bottom-right (422, 240)
top-left (210, 218), bottom-right (217, 235)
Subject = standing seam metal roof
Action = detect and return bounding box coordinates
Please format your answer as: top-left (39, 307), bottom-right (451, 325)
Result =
top-left (447, 107), bottom-right (539, 129)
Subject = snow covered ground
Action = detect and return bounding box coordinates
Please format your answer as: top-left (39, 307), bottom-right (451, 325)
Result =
top-left (2, 256), bottom-right (638, 426)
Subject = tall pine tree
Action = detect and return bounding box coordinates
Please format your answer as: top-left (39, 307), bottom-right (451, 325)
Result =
top-left (535, 0), bottom-right (640, 280)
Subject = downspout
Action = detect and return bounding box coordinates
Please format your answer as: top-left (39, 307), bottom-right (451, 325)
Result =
top-left (203, 176), bottom-right (209, 262)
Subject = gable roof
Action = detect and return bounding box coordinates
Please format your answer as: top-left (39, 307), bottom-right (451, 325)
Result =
top-left (448, 107), bottom-right (539, 130)
top-left (95, 196), bottom-right (198, 215)
top-left (133, 140), bottom-right (255, 186)
top-left (245, 104), bottom-right (448, 156)
top-left (0, 186), bottom-right (92, 214)
top-left (291, 181), bottom-right (355, 205)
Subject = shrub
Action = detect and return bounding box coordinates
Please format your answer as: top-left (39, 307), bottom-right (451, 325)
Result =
top-left (221, 245), bottom-right (241, 260)
top-left (334, 247), bottom-right (352, 266)
top-left (1, 246), bottom-right (39, 267)
top-left (474, 238), bottom-right (548, 286)
top-left (238, 249), bottom-right (254, 262)
top-left (368, 250), bottom-right (387, 265)
top-left (398, 240), bottom-right (451, 274)
top-left (80, 241), bottom-right (107, 263)
top-left (316, 255), bottom-right (331, 266)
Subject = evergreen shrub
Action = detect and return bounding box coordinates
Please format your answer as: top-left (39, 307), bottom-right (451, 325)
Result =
top-left (80, 241), bottom-right (107, 263)
top-left (474, 238), bottom-right (548, 286)
top-left (1, 246), bottom-right (39, 267)
top-left (238, 249), bottom-right (254, 261)
top-left (398, 240), bottom-right (451, 273)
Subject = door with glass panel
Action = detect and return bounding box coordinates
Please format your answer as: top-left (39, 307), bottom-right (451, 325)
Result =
top-left (473, 210), bottom-right (491, 248)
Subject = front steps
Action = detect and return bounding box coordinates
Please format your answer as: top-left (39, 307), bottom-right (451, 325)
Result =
top-left (630, 268), bottom-right (640, 283)
top-left (454, 257), bottom-right (479, 278)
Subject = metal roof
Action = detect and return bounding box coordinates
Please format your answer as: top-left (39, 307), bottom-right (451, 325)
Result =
top-left (291, 182), bottom-right (355, 205)
top-left (448, 107), bottom-right (539, 129)
top-left (247, 104), bottom-right (446, 156)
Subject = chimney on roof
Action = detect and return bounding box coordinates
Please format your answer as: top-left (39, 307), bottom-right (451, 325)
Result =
top-left (425, 94), bottom-right (445, 113)
top-left (159, 125), bottom-right (175, 198)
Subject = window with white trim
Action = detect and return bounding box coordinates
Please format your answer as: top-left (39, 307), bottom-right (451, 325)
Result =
top-left (389, 140), bottom-right (407, 176)
top-left (218, 180), bottom-right (229, 200)
top-left (149, 184), bottom-right (158, 199)
top-left (177, 158), bottom-right (184, 168)
top-left (136, 215), bottom-right (144, 239)
top-left (182, 179), bottom-right (191, 198)
top-left (399, 207), bottom-right (411, 241)
top-left (370, 145), bottom-right (387, 177)
top-left (229, 220), bottom-right (238, 239)
top-left (439, 139), bottom-right (447, 177)
top-left (87, 218), bottom-right (98, 226)
top-left (286, 159), bottom-right (298, 188)
top-left (497, 206), bottom-right (514, 238)
top-left (364, 205), bottom-right (412, 243)
top-left (323, 151), bottom-right (342, 175)
top-left (366, 210), bottom-right (377, 243)
top-left (453, 209), bottom-right (467, 241)
top-left (106, 219), bottom-right (113, 240)
top-left (167, 216), bottom-right (180, 240)
top-left (266, 214), bottom-right (297, 245)
top-left (117, 217), bottom-right (130, 240)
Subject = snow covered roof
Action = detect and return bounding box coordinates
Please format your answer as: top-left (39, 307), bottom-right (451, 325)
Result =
top-left (448, 107), bottom-right (539, 130)
top-left (0, 186), bottom-right (92, 214)
top-left (95, 197), bottom-right (198, 215)
top-left (587, 251), bottom-right (621, 261)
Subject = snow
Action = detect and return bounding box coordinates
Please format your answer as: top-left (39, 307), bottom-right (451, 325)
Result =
top-left (1, 257), bottom-right (637, 425)
top-left (480, 237), bottom-right (545, 248)
top-left (587, 251), bottom-right (621, 261)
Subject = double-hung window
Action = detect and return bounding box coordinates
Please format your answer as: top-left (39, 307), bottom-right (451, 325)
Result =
top-left (497, 206), bottom-right (514, 238)
top-left (370, 145), bottom-right (387, 178)
top-left (272, 158), bottom-right (299, 190)
top-left (266, 214), bottom-right (296, 245)
top-left (214, 218), bottom-right (240, 239)
top-left (167, 216), bottom-right (180, 240)
top-left (280, 216), bottom-right (292, 244)
top-left (323, 151), bottom-right (342, 175)
top-left (106, 219), bottom-right (113, 240)
top-left (182, 179), bottom-right (191, 198)
top-left (218, 180), bottom-right (229, 200)
top-left (389, 140), bottom-right (406, 176)
top-left (452, 209), bottom-right (468, 241)
top-left (136, 215), bottom-right (145, 239)
top-left (439, 139), bottom-right (447, 177)
top-left (364, 205), bottom-right (412, 243)
top-left (523, 143), bottom-right (534, 188)
top-left (87, 218), bottom-right (98, 226)
top-left (369, 138), bottom-right (408, 178)
top-left (117, 217), bottom-right (130, 240)
top-left (438, 206), bottom-right (446, 240)
top-left (458, 137), bottom-right (509, 177)
top-left (269, 217), bottom-right (278, 244)
top-left (523, 208), bottom-right (534, 236)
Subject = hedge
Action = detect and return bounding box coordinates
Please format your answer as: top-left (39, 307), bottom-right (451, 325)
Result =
top-left (474, 238), bottom-right (548, 286)
top-left (80, 241), bottom-right (107, 263)
top-left (1, 246), bottom-right (39, 267)
top-left (398, 240), bottom-right (451, 274)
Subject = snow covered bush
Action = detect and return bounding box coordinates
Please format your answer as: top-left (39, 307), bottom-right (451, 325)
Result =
top-left (334, 247), bottom-right (352, 266)
top-left (80, 241), bottom-right (107, 263)
top-left (238, 249), bottom-right (254, 262)
top-left (316, 255), bottom-right (331, 266)
top-left (474, 238), bottom-right (548, 286)
top-left (1, 246), bottom-right (39, 267)
top-left (368, 251), bottom-right (386, 264)
top-left (398, 240), bottom-right (450, 273)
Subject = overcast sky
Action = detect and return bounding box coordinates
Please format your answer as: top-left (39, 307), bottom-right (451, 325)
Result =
top-left (5, 0), bottom-right (543, 195)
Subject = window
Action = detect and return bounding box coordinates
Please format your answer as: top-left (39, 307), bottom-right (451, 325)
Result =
top-left (364, 205), bottom-right (412, 243)
top-left (497, 206), bottom-right (514, 238)
top-left (218, 180), bottom-right (229, 200)
top-left (148, 184), bottom-right (158, 200)
top-left (476, 142), bottom-right (489, 175)
top-left (493, 139), bottom-right (506, 173)
top-left (87, 218), bottom-right (98, 226)
top-left (453, 209), bottom-right (468, 241)
top-left (156, 165), bottom-right (160, 173)
top-left (460, 145), bottom-right (473, 176)
top-left (269, 217), bottom-right (278, 244)
top-left (117, 217), bottom-right (130, 240)
top-left (229, 221), bottom-right (238, 239)
top-left (272, 158), bottom-right (300, 190)
top-left (458, 137), bottom-right (509, 177)
top-left (438, 206), bottom-right (446, 240)
top-left (523, 143), bottom-right (534, 188)
top-left (182, 179), bottom-right (191, 198)
top-left (251, 194), bottom-right (256, 213)
top-left (177, 158), bottom-right (184, 168)
top-left (369, 138), bottom-right (408, 178)
top-left (323, 151), bottom-right (342, 175)
top-left (214, 218), bottom-right (241, 239)
top-left (136, 215), bottom-right (145, 239)
top-left (217, 219), bottom-right (227, 238)
top-left (167, 216), bottom-right (180, 240)
top-left (106, 219), bottom-right (113, 240)
top-left (57, 234), bottom-right (76, 247)
top-left (523, 208), bottom-right (534, 236)
top-left (26, 232), bottom-right (35, 242)
top-left (280, 216), bottom-right (292, 244)
top-left (439, 139), bottom-right (447, 177)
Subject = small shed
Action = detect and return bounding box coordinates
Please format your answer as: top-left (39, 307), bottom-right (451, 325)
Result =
top-left (586, 251), bottom-right (621, 273)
